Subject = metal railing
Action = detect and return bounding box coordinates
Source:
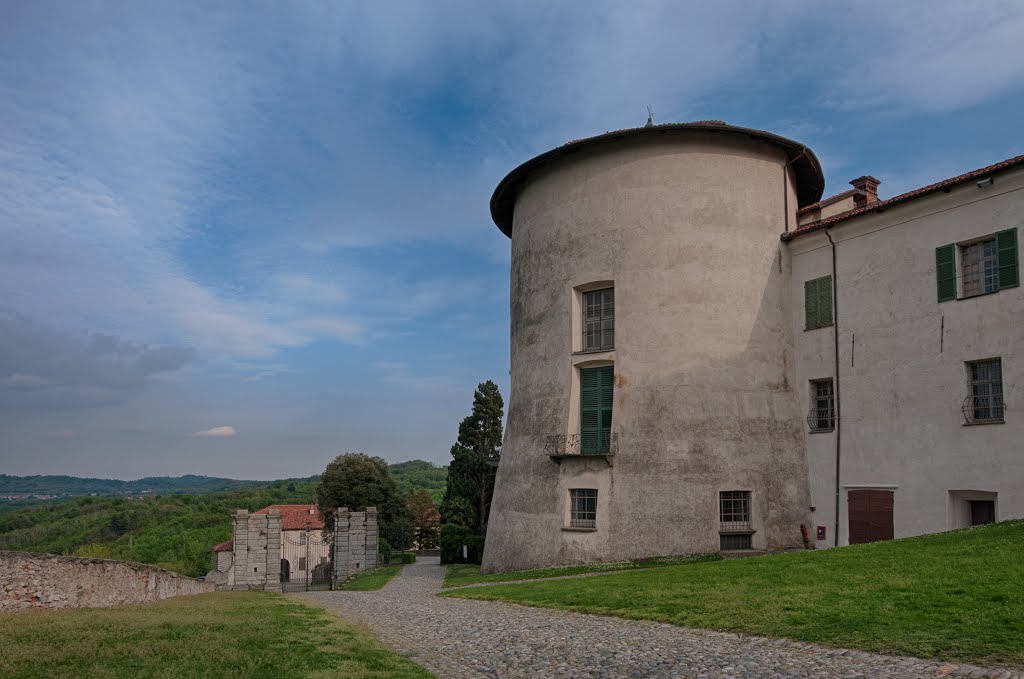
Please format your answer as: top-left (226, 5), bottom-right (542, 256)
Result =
top-left (962, 395), bottom-right (1005, 424)
top-left (545, 432), bottom-right (619, 458)
top-left (806, 407), bottom-right (836, 433)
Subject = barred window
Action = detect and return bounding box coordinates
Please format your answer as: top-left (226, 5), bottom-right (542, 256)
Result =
top-left (570, 489), bottom-right (598, 528)
top-left (968, 359), bottom-right (1004, 423)
top-left (962, 239), bottom-right (999, 298)
top-left (582, 288), bottom-right (614, 351)
top-left (808, 378), bottom-right (835, 432)
top-left (719, 491), bottom-right (751, 532)
top-left (299, 532), bottom-right (307, 545)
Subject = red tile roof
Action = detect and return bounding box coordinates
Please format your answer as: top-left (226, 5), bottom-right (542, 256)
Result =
top-left (784, 154), bottom-right (1024, 240)
top-left (253, 504), bottom-right (326, 531)
top-left (213, 539), bottom-right (233, 552)
top-left (796, 188), bottom-right (859, 214)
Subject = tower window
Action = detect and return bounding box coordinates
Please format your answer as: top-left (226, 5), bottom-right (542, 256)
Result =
top-left (569, 489), bottom-right (598, 528)
top-left (582, 288), bottom-right (614, 351)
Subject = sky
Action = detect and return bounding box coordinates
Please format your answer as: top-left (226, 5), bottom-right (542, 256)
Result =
top-left (2, 1), bottom-right (1023, 480)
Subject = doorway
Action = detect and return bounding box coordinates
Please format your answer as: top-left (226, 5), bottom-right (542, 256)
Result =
top-left (848, 489), bottom-right (894, 544)
top-left (970, 500), bottom-right (995, 526)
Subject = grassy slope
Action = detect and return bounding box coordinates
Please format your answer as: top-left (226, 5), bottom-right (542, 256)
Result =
top-left (388, 461), bottom-right (447, 504)
top-left (447, 521), bottom-right (1024, 668)
top-left (0, 592), bottom-right (432, 679)
top-left (339, 564), bottom-right (404, 591)
top-left (444, 553), bottom-right (722, 588)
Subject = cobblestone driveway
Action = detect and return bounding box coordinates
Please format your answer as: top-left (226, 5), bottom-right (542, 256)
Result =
top-left (297, 558), bottom-right (1018, 679)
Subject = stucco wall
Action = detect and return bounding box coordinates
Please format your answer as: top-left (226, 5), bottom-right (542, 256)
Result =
top-left (789, 165), bottom-right (1024, 546)
top-left (0, 551), bottom-right (213, 611)
top-left (484, 132), bottom-right (813, 573)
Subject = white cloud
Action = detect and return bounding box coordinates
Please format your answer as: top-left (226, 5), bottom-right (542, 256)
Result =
top-left (2, 373), bottom-right (49, 389)
top-left (192, 425), bottom-right (237, 437)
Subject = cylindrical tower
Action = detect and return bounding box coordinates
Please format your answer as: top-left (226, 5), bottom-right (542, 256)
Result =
top-left (482, 122), bottom-right (825, 573)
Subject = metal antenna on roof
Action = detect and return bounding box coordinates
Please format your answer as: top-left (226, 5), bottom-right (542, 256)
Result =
top-left (645, 105), bottom-right (654, 127)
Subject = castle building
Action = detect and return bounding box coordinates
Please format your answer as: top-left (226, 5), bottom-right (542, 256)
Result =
top-left (481, 121), bottom-right (1022, 573)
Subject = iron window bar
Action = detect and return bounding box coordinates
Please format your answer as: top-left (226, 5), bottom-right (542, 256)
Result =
top-left (806, 407), bottom-right (836, 432)
top-left (962, 395), bottom-right (1006, 424)
top-left (570, 489), bottom-right (598, 528)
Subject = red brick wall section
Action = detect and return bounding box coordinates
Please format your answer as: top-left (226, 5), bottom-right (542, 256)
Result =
top-left (0, 551), bottom-right (215, 611)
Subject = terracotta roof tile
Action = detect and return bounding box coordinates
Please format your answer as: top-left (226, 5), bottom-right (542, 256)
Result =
top-left (212, 539), bottom-right (233, 552)
top-left (784, 154), bottom-right (1024, 240)
top-left (253, 504), bottom-right (326, 531)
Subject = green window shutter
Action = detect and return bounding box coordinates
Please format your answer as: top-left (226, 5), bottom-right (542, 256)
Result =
top-left (580, 366), bottom-right (613, 454)
top-left (818, 276), bottom-right (833, 328)
top-left (935, 243), bottom-right (957, 302)
top-left (997, 228), bottom-right (1019, 289)
top-left (804, 279), bottom-right (818, 330)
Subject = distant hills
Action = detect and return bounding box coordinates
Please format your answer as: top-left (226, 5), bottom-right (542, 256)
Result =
top-left (0, 473), bottom-right (292, 498)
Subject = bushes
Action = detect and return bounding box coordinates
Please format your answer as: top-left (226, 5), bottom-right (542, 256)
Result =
top-left (402, 551), bottom-right (416, 564)
top-left (379, 539), bottom-right (393, 565)
top-left (440, 524), bottom-right (485, 564)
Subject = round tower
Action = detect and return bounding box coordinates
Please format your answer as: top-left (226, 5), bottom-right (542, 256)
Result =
top-left (482, 122), bottom-right (825, 573)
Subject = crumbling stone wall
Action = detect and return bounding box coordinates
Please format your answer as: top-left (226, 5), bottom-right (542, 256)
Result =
top-left (0, 551), bottom-right (214, 611)
top-left (333, 507), bottom-right (378, 582)
top-left (230, 508), bottom-right (281, 591)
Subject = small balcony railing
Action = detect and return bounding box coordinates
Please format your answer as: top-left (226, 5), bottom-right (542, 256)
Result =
top-left (806, 407), bottom-right (836, 433)
top-left (545, 432), bottom-right (618, 464)
top-left (963, 395), bottom-right (1005, 425)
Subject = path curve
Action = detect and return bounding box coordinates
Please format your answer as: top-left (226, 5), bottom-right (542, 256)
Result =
top-left (296, 558), bottom-right (1017, 679)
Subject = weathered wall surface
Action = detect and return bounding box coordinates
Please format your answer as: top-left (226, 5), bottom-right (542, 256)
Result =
top-left (484, 132), bottom-right (813, 573)
top-left (333, 507), bottom-right (378, 581)
top-left (230, 509), bottom-right (281, 591)
top-left (790, 165), bottom-right (1024, 546)
top-left (0, 551), bottom-right (213, 611)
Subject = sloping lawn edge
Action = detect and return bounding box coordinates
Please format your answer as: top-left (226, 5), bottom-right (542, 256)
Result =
top-left (339, 564), bottom-right (404, 591)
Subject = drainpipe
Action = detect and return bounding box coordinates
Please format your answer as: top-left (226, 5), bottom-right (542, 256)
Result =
top-left (826, 226), bottom-right (842, 547)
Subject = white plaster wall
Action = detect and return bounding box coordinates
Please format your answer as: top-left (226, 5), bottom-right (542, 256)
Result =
top-left (790, 166), bottom-right (1024, 546)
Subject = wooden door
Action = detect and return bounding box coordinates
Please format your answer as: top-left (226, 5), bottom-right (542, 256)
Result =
top-left (848, 489), bottom-right (894, 544)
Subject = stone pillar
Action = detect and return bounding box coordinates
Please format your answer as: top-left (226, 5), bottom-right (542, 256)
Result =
top-left (348, 511), bottom-right (365, 577)
top-left (364, 507), bottom-right (378, 570)
top-left (333, 508), bottom-right (349, 583)
top-left (231, 510), bottom-right (249, 590)
top-left (264, 508), bottom-right (282, 593)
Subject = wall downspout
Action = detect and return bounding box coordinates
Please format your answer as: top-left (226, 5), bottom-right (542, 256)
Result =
top-left (826, 227), bottom-right (842, 547)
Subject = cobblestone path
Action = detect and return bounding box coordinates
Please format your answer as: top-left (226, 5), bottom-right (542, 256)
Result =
top-left (296, 558), bottom-right (1019, 679)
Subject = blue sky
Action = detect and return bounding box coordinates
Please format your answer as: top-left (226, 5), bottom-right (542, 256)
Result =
top-left (2, 1), bottom-right (1023, 480)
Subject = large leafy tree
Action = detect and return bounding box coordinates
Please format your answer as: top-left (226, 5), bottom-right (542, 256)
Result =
top-left (315, 453), bottom-right (412, 546)
top-left (408, 490), bottom-right (441, 549)
top-left (440, 381), bottom-right (504, 535)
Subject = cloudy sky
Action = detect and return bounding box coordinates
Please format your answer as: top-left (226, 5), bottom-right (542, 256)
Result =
top-left (2, 1), bottom-right (1023, 480)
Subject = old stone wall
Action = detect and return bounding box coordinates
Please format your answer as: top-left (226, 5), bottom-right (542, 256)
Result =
top-left (333, 507), bottom-right (378, 582)
top-left (0, 551), bottom-right (214, 611)
top-left (230, 508), bottom-right (281, 591)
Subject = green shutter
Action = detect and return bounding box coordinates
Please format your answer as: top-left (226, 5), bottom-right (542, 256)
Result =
top-left (818, 276), bottom-right (833, 328)
top-left (997, 228), bottom-right (1019, 289)
top-left (935, 243), bottom-right (956, 302)
top-left (804, 279), bottom-right (818, 330)
top-left (580, 366), bottom-right (613, 454)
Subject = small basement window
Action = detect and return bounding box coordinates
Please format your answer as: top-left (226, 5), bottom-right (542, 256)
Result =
top-left (719, 490), bottom-right (753, 550)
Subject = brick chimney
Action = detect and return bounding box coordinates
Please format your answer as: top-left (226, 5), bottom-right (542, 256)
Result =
top-left (850, 176), bottom-right (880, 207)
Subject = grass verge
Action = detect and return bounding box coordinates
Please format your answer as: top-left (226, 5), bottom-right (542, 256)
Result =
top-left (0, 591), bottom-right (433, 678)
top-left (443, 553), bottom-right (721, 588)
top-left (445, 521), bottom-right (1024, 669)
top-left (338, 564), bottom-right (404, 591)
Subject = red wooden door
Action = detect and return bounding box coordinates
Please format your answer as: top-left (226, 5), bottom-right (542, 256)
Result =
top-left (848, 489), bottom-right (894, 544)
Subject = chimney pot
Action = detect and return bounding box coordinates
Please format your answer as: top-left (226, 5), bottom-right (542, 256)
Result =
top-left (850, 175), bottom-right (881, 206)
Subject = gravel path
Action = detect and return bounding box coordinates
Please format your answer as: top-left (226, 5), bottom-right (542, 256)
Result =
top-left (296, 558), bottom-right (1019, 679)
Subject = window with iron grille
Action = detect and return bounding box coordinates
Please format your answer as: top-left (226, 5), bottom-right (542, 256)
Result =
top-left (962, 239), bottom-right (999, 298)
top-left (807, 378), bottom-right (835, 432)
top-left (582, 288), bottom-right (614, 351)
top-left (720, 533), bottom-right (753, 550)
top-left (569, 489), bottom-right (598, 528)
top-left (967, 359), bottom-right (1004, 423)
top-left (719, 491), bottom-right (751, 532)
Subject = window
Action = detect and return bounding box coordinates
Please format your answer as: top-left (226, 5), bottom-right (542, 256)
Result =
top-left (298, 557), bottom-right (307, 571)
top-left (299, 533), bottom-right (307, 545)
top-left (580, 365), bottom-right (614, 453)
top-left (966, 358), bottom-right (1004, 423)
top-left (582, 288), bottom-right (614, 351)
top-left (804, 276), bottom-right (833, 330)
top-left (936, 228), bottom-right (1018, 302)
top-left (569, 489), bottom-right (597, 528)
top-left (961, 238), bottom-right (999, 298)
top-left (719, 491), bottom-right (752, 550)
top-left (807, 378), bottom-right (835, 432)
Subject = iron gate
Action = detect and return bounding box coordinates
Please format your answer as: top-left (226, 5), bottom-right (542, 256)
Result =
top-left (281, 525), bottom-right (332, 591)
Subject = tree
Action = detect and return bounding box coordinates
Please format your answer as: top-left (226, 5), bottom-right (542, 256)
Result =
top-left (440, 380), bottom-right (503, 535)
top-left (315, 453), bottom-right (412, 544)
top-left (408, 490), bottom-right (441, 549)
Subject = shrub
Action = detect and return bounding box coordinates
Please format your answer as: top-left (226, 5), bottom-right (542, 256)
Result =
top-left (440, 524), bottom-right (485, 564)
top-left (379, 539), bottom-right (393, 565)
top-left (402, 551), bottom-right (416, 564)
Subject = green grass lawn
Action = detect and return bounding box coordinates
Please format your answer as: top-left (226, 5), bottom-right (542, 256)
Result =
top-left (0, 591), bottom-right (432, 679)
top-left (444, 553), bottom-right (722, 588)
top-left (446, 521), bottom-right (1024, 669)
top-left (338, 564), bottom-right (404, 591)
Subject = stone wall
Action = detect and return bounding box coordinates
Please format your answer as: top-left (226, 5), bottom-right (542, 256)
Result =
top-left (230, 508), bottom-right (281, 591)
top-left (0, 551), bottom-right (214, 611)
top-left (333, 507), bottom-right (378, 582)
